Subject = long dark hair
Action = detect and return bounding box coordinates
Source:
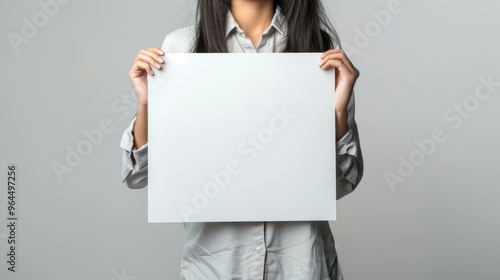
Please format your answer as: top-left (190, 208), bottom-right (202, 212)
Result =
top-left (190, 0), bottom-right (342, 53)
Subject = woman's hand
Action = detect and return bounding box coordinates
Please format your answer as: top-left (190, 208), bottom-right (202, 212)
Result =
top-left (129, 48), bottom-right (165, 107)
top-left (319, 49), bottom-right (360, 141)
top-left (128, 47), bottom-right (164, 151)
top-left (319, 49), bottom-right (360, 113)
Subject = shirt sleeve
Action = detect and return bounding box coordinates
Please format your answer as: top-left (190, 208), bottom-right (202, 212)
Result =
top-left (335, 89), bottom-right (364, 200)
top-left (120, 114), bottom-right (148, 189)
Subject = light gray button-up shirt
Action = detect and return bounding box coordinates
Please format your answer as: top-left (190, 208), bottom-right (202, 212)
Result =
top-left (120, 6), bottom-right (362, 280)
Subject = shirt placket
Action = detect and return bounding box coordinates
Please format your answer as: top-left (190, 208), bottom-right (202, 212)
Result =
top-left (235, 30), bottom-right (256, 53)
top-left (259, 29), bottom-right (275, 53)
top-left (248, 222), bottom-right (267, 280)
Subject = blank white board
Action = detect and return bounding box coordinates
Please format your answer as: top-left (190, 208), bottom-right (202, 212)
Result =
top-left (148, 53), bottom-right (336, 223)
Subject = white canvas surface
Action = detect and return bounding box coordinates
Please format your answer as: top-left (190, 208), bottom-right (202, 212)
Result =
top-left (148, 53), bottom-right (336, 223)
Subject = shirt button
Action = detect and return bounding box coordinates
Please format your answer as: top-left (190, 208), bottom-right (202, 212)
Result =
top-left (256, 246), bottom-right (261, 252)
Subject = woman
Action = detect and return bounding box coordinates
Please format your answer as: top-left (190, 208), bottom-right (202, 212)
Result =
top-left (120, 0), bottom-right (364, 279)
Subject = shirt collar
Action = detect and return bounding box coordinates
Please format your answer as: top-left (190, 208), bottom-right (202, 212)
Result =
top-left (225, 5), bottom-right (287, 37)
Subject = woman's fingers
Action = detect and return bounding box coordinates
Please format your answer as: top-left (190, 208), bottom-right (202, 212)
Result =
top-left (319, 50), bottom-right (360, 78)
top-left (129, 48), bottom-right (166, 78)
top-left (320, 52), bottom-right (354, 72)
top-left (321, 59), bottom-right (354, 82)
top-left (138, 55), bottom-right (161, 70)
top-left (136, 60), bottom-right (155, 76)
top-left (137, 52), bottom-right (163, 70)
top-left (151, 47), bottom-right (165, 56)
top-left (140, 48), bottom-right (165, 64)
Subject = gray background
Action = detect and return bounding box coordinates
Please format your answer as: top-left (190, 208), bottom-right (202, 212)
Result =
top-left (1, 0), bottom-right (499, 279)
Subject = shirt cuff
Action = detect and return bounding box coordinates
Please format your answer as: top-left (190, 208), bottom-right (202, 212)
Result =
top-left (120, 115), bottom-right (148, 182)
top-left (335, 128), bottom-right (359, 185)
